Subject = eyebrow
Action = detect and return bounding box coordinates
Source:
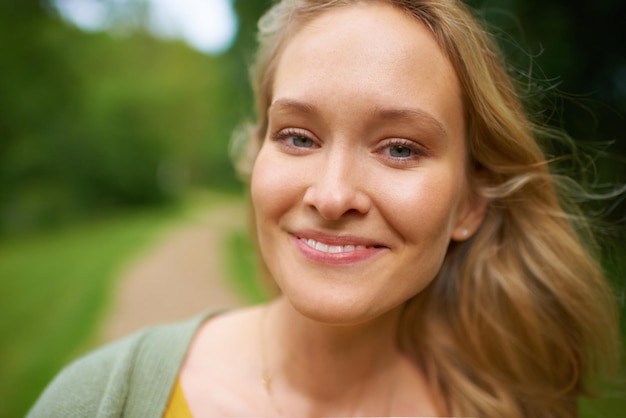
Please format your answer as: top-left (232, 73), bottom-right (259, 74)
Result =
top-left (373, 107), bottom-right (448, 138)
top-left (269, 99), bottom-right (315, 114)
top-left (269, 98), bottom-right (448, 138)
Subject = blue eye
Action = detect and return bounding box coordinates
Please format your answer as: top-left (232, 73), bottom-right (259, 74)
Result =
top-left (270, 128), bottom-right (318, 152)
top-left (291, 135), bottom-right (314, 148)
top-left (389, 145), bottom-right (412, 158)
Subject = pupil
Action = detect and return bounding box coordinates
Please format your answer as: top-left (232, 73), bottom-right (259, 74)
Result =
top-left (293, 136), bottom-right (312, 147)
top-left (391, 146), bottom-right (411, 157)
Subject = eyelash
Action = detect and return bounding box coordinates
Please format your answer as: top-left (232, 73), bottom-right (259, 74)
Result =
top-left (270, 128), bottom-right (429, 165)
top-left (271, 128), bottom-right (317, 150)
top-left (378, 138), bottom-right (429, 165)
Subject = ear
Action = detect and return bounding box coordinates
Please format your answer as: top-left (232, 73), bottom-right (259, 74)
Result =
top-left (451, 190), bottom-right (487, 241)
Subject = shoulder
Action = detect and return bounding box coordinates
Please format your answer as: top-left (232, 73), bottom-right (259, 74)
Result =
top-left (27, 333), bottom-right (143, 418)
top-left (27, 312), bottom-right (216, 418)
top-left (177, 306), bottom-right (267, 416)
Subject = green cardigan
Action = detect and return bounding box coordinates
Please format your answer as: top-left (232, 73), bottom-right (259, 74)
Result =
top-left (27, 312), bottom-right (214, 418)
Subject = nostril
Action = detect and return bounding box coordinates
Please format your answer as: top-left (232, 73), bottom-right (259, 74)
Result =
top-left (302, 179), bottom-right (372, 220)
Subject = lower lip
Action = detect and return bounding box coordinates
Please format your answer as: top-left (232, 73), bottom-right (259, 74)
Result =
top-left (291, 235), bottom-right (385, 265)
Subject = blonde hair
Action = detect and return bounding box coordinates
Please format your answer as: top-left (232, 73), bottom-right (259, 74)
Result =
top-left (233, 1), bottom-right (621, 416)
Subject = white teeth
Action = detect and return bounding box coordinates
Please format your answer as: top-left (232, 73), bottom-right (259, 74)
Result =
top-left (303, 238), bottom-right (366, 253)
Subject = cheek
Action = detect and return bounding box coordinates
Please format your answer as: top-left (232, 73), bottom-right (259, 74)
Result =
top-left (250, 146), bottom-right (301, 224)
top-left (373, 168), bottom-right (463, 242)
top-left (250, 149), bottom-right (275, 220)
top-left (250, 150), bottom-right (266, 210)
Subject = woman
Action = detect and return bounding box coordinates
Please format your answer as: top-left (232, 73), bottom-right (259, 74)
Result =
top-left (29, 0), bottom-right (619, 417)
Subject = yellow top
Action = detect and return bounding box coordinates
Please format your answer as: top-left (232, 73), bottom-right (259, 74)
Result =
top-left (163, 377), bottom-right (193, 418)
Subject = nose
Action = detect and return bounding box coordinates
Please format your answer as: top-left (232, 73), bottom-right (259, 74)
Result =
top-left (302, 150), bottom-right (371, 221)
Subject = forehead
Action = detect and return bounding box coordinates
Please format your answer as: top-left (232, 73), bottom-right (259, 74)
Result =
top-left (272, 2), bottom-right (464, 138)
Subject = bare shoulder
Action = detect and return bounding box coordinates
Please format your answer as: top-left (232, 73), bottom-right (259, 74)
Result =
top-left (179, 305), bottom-right (267, 415)
top-left (183, 305), bottom-right (264, 369)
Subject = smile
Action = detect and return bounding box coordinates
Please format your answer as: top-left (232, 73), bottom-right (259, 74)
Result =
top-left (302, 238), bottom-right (367, 253)
top-left (292, 233), bottom-right (386, 265)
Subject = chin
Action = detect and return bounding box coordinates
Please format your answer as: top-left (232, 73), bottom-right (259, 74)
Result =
top-left (284, 288), bottom-right (403, 327)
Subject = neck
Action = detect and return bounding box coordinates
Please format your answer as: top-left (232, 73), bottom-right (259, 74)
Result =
top-left (261, 297), bottom-right (404, 415)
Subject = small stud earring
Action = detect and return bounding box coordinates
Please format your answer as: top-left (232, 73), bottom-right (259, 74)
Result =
top-left (461, 228), bottom-right (469, 238)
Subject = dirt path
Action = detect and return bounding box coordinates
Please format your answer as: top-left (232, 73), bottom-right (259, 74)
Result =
top-left (100, 202), bottom-right (247, 342)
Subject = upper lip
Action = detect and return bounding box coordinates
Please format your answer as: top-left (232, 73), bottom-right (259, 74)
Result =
top-left (290, 229), bottom-right (388, 248)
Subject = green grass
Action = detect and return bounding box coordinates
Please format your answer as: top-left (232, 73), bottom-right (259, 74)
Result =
top-left (0, 205), bottom-right (181, 417)
top-left (0, 190), bottom-right (240, 418)
top-left (579, 243), bottom-right (626, 416)
top-left (224, 229), bottom-right (269, 304)
top-left (580, 379), bottom-right (626, 418)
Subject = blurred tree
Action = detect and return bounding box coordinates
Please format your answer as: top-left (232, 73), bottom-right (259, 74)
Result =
top-left (1, 0), bottom-right (622, 236)
top-left (468, 0), bottom-right (625, 186)
top-left (0, 0), bottom-right (249, 236)
top-left (0, 2), bottom-right (89, 234)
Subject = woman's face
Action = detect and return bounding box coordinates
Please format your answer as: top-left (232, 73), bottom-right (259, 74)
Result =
top-left (251, 2), bottom-right (484, 324)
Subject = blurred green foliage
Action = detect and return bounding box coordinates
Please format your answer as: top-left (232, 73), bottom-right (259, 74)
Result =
top-left (0, 203), bottom-right (182, 417)
top-left (225, 228), bottom-right (269, 304)
top-left (1, 0), bottom-right (622, 237)
top-left (0, 1), bottom-right (623, 416)
top-left (468, 0), bottom-right (625, 209)
top-left (0, 0), bottom-right (266, 237)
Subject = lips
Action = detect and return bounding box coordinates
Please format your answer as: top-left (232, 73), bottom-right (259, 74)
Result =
top-left (291, 231), bottom-right (386, 264)
top-left (302, 238), bottom-right (366, 253)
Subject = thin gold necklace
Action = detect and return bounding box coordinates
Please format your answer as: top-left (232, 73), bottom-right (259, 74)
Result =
top-left (260, 305), bottom-right (285, 416)
top-left (259, 305), bottom-right (398, 417)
